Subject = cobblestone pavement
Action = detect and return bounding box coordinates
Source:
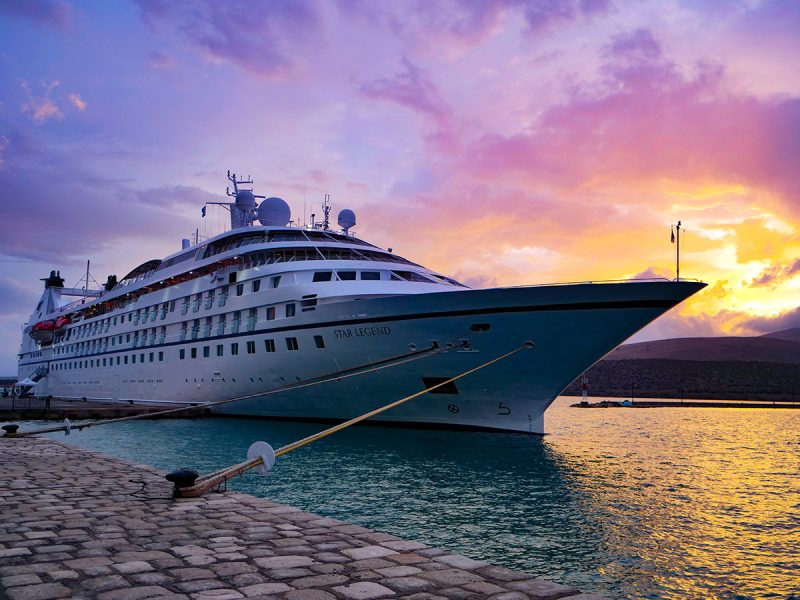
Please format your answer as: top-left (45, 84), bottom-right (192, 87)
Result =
top-left (0, 437), bottom-right (608, 600)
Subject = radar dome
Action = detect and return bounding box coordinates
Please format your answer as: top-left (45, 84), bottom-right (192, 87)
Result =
top-left (235, 190), bottom-right (256, 210)
top-left (257, 197), bottom-right (291, 226)
top-left (338, 209), bottom-right (356, 233)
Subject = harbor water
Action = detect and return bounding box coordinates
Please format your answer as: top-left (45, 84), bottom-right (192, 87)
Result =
top-left (28, 397), bottom-right (799, 599)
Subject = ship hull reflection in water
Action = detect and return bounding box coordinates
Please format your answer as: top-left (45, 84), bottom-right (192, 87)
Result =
top-left (44, 397), bottom-right (800, 599)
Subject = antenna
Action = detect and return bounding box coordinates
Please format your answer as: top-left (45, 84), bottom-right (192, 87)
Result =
top-left (671, 220), bottom-right (682, 281)
top-left (71, 260), bottom-right (100, 292)
top-left (321, 194), bottom-right (331, 231)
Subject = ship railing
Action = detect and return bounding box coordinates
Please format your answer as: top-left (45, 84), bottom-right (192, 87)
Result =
top-left (56, 293), bottom-right (103, 314)
top-left (510, 277), bottom-right (703, 288)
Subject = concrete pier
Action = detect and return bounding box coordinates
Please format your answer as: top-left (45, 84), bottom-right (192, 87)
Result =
top-left (0, 397), bottom-right (209, 421)
top-left (1, 437), bottom-right (606, 600)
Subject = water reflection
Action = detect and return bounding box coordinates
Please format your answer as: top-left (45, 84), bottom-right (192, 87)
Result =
top-left (31, 398), bottom-right (800, 599)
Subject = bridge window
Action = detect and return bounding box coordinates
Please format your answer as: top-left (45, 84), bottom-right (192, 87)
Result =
top-left (313, 271), bottom-right (333, 282)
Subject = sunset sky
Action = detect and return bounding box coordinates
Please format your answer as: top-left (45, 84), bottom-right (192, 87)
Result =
top-left (1, 0), bottom-right (799, 374)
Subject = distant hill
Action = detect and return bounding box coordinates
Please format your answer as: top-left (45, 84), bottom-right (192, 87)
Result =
top-left (760, 327), bottom-right (800, 343)
top-left (564, 328), bottom-right (800, 401)
top-left (605, 334), bottom-right (800, 364)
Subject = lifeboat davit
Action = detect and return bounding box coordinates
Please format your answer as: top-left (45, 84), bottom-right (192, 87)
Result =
top-left (54, 316), bottom-right (71, 331)
top-left (29, 320), bottom-right (56, 343)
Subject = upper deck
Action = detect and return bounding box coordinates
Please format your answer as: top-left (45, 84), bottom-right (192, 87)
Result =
top-left (39, 224), bottom-right (466, 326)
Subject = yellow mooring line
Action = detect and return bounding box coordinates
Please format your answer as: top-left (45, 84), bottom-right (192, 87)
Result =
top-left (2, 343), bottom-right (454, 438)
top-left (173, 342), bottom-right (532, 498)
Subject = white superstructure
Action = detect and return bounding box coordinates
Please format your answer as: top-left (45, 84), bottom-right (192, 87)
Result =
top-left (17, 173), bottom-right (705, 433)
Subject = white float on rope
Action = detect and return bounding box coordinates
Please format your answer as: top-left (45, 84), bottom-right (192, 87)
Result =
top-left (246, 441), bottom-right (275, 475)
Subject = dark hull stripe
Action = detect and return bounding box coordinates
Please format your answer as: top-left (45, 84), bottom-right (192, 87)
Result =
top-left (19, 298), bottom-right (677, 367)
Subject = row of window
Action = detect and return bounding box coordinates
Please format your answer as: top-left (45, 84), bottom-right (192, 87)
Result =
top-left (52, 351), bottom-right (166, 370)
top-left (57, 275), bottom-right (284, 343)
top-left (178, 335), bottom-right (322, 359)
top-left (50, 298), bottom-right (302, 358)
top-left (49, 334), bottom-right (325, 371)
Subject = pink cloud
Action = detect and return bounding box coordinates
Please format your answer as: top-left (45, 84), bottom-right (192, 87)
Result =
top-left (68, 93), bottom-right (86, 111)
top-left (459, 29), bottom-right (800, 213)
top-left (20, 80), bottom-right (63, 123)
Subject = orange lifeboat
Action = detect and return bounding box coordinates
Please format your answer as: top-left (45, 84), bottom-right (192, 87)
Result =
top-left (54, 316), bottom-right (71, 331)
top-left (29, 320), bottom-right (56, 343)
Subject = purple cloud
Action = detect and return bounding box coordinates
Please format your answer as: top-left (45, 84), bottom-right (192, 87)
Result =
top-left (633, 267), bottom-right (672, 280)
top-left (339, 0), bottom-right (612, 51)
top-left (133, 0), bottom-right (321, 78)
top-left (0, 0), bottom-right (71, 29)
top-left (523, 0), bottom-right (614, 36)
top-left (0, 278), bottom-right (40, 314)
top-left (337, 0), bottom-right (507, 49)
top-left (0, 130), bottom-right (198, 263)
top-left (146, 50), bottom-right (176, 70)
top-left (750, 258), bottom-right (800, 287)
top-left (360, 58), bottom-right (450, 125)
top-left (741, 306), bottom-right (800, 335)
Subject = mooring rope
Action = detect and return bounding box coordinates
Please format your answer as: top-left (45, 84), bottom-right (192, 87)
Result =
top-left (3, 341), bottom-right (462, 438)
top-left (174, 342), bottom-right (532, 498)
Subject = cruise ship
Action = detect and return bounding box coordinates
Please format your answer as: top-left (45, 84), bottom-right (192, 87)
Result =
top-left (17, 173), bottom-right (705, 433)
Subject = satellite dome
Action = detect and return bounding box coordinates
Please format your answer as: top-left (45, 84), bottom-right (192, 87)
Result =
top-left (235, 190), bottom-right (256, 210)
top-left (257, 197), bottom-right (291, 226)
top-left (338, 209), bottom-right (356, 233)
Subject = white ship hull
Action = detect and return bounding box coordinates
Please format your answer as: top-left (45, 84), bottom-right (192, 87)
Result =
top-left (18, 280), bottom-right (703, 433)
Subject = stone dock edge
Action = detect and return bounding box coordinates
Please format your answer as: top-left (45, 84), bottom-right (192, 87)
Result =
top-left (0, 436), bottom-right (608, 600)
